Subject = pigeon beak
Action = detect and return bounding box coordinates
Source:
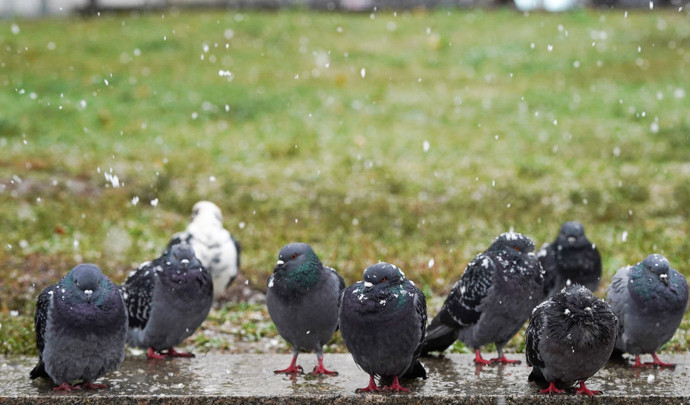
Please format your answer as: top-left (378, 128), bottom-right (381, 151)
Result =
top-left (584, 306), bottom-right (593, 317)
top-left (181, 259), bottom-right (190, 270)
top-left (660, 274), bottom-right (669, 286)
top-left (363, 281), bottom-right (374, 292)
top-left (276, 260), bottom-right (284, 266)
top-left (84, 289), bottom-right (93, 303)
top-left (567, 236), bottom-right (576, 244)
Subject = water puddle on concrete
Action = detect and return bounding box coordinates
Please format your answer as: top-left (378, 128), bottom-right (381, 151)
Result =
top-left (1, 353), bottom-right (689, 399)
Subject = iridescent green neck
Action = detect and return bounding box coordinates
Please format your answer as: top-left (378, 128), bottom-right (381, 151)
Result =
top-left (286, 251), bottom-right (321, 290)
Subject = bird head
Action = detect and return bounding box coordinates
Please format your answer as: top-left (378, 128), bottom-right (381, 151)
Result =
top-left (70, 263), bottom-right (104, 303)
top-left (557, 221), bottom-right (587, 248)
top-left (274, 243), bottom-right (321, 273)
top-left (190, 200), bottom-right (223, 223)
top-left (641, 254), bottom-right (671, 286)
top-left (165, 243), bottom-right (205, 284)
top-left (362, 262), bottom-right (405, 291)
top-left (490, 232), bottom-right (535, 256)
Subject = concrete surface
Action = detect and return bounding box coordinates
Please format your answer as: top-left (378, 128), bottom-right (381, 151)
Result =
top-left (1, 353), bottom-right (690, 403)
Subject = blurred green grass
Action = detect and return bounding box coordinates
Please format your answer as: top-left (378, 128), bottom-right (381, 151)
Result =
top-left (1, 8), bottom-right (689, 355)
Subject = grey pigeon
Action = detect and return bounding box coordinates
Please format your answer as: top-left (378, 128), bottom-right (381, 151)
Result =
top-left (30, 264), bottom-right (127, 391)
top-left (526, 284), bottom-right (618, 396)
top-left (266, 243), bottom-right (345, 375)
top-left (606, 254), bottom-right (688, 367)
top-left (167, 201), bottom-right (241, 300)
top-left (537, 221), bottom-right (601, 298)
top-left (421, 232), bottom-right (544, 364)
top-left (121, 243), bottom-right (213, 359)
top-left (339, 262), bottom-right (427, 392)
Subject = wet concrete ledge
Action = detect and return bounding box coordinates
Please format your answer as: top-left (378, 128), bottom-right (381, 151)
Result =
top-left (2, 353), bottom-right (690, 404)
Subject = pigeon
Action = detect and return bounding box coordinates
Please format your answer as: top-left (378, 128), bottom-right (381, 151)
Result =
top-left (121, 243), bottom-right (213, 359)
top-left (30, 264), bottom-right (127, 391)
top-left (339, 262), bottom-right (427, 392)
top-left (606, 254), bottom-right (688, 367)
top-left (537, 221), bottom-right (601, 298)
top-left (526, 284), bottom-right (618, 396)
top-left (266, 243), bottom-right (345, 375)
top-left (167, 201), bottom-right (241, 300)
top-left (421, 232), bottom-right (544, 364)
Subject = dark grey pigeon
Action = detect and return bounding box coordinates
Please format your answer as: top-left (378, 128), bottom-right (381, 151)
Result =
top-left (339, 262), bottom-right (427, 392)
top-left (266, 243), bottom-right (345, 375)
top-left (526, 285), bottom-right (618, 396)
top-left (606, 254), bottom-right (688, 367)
top-left (30, 264), bottom-right (127, 391)
top-left (121, 243), bottom-right (213, 359)
top-left (166, 200), bottom-right (241, 300)
top-left (537, 221), bottom-right (601, 298)
top-left (421, 232), bottom-right (544, 364)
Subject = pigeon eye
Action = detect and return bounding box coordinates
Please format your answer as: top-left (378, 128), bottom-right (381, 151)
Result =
top-left (381, 277), bottom-right (387, 282)
top-left (514, 246), bottom-right (520, 251)
top-left (292, 253), bottom-right (297, 259)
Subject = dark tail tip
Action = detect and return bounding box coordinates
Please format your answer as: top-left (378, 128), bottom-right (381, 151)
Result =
top-left (402, 359), bottom-right (427, 380)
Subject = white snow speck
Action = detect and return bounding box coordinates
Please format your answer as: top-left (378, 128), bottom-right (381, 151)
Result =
top-left (268, 276), bottom-right (274, 288)
top-left (428, 258), bottom-right (435, 268)
top-left (647, 374), bottom-right (655, 383)
top-left (621, 231), bottom-right (628, 242)
top-left (423, 140), bottom-right (430, 152)
top-left (364, 281), bottom-right (373, 288)
top-left (131, 196), bottom-right (139, 206)
top-left (150, 198), bottom-right (159, 207)
top-left (564, 308), bottom-right (571, 315)
top-left (380, 299), bottom-right (387, 305)
top-left (11, 24), bottom-right (20, 35)
top-left (10, 310), bottom-right (18, 317)
top-left (360, 68), bottom-right (366, 78)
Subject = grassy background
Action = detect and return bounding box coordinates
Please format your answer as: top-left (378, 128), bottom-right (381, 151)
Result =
top-left (1, 8), bottom-right (689, 355)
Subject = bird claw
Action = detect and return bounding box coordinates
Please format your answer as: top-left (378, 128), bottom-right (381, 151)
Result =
top-left (53, 382), bottom-right (82, 391)
top-left (575, 382), bottom-right (601, 396)
top-left (311, 365), bottom-right (338, 376)
top-left (147, 348), bottom-right (167, 360)
top-left (274, 365), bottom-right (304, 375)
top-left (539, 382), bottom-right (565, 395)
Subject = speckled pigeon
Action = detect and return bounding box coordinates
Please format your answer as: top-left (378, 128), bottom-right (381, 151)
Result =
top-left (167, 200), bottom-right (241, 300)
top-left (30, 264), bottom-right (127, 391)
top-left (537, 221), bottom-right (601, 298)
top-left (121, 243), bottom-right (213, 359)
top-left (606, 254), bottom-right (688, 367)
top-left (421, 232), bottom-right (544, 364)
top-left (266, 243), bottom-right (345, 375)
top-left (526, 284), bottom-right (618, 396)
top-left (339, 262), bottom-right (427, 392)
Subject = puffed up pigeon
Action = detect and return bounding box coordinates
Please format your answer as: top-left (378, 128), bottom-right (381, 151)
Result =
top-left (421, 232), bottom-right (544, 364)
top-left (538, 221), bottom-right (601, 298)
top-left (526, 284), bottom-right (618, 396)
top-left (339, 262), bottom-right (427, 392)
top-left (266, 243), bottom-right (345, 375)
top-left (30, 264), bottom-right (127, 391)
top-left (606, 254), bottom-right (688, 367)
top-left (121, 243), bottom-right (213, 359)
top-left (167, 201), bottom-right (241, 300)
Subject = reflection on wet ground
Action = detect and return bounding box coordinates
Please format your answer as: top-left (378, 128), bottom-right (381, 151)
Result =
top-left (1, 353), bottom-right (689, 401)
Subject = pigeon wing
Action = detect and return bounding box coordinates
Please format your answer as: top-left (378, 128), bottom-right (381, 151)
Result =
top-left (445, 253), bottom-right (495, 326)
top-left (122, 262), bottom-right (157, 330)
top-left (525, 302), bottom-right (546, 369)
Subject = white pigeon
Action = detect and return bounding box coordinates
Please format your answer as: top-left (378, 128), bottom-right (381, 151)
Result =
top-left (167, 201), bottom-right (240, 300)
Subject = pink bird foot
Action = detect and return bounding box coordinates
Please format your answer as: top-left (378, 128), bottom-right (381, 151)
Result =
top-left (575, 381), bottom-right (601, 396)
top-left (355, 375), bottom-right (380, 393)
top-left (539, 381), bottom-right (565, 395)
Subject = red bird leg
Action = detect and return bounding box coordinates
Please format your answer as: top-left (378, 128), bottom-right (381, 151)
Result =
top-left (473, 349), bottom-right (492, 365)
top-left (311, 355), bottom-right (338, 375)
top-left (631, 355), bottom-right (651, 368)
top-left (274, 355), bottom-right (304, 374)
top-left (147, 347), bottom-right (166, 360)
top-left (53, 382), bottom-right (82, 391)
top-left (539, 381), bottom-right (565, 394)
top-left (355, 375), bottom-right (380, 393)
top-left (648, 352), bottom-right (676, 368)
top-left (384, 376), bottom-right (410, 392)
top-left (166, 348), bottom-right (195, 358)
top-left (82, 381), bottom-right (107, 389)
top-left (491, 347), bottom-right (521, 364)
top-left (575, 381), bottom-right (601, 396)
